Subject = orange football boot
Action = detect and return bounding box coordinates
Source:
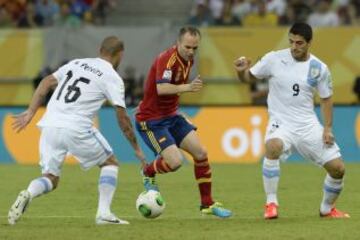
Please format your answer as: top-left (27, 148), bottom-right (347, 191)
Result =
top-left (264, 202), bottom-right (278, 219)
top-left (320, 208), bottom-right (350, 218)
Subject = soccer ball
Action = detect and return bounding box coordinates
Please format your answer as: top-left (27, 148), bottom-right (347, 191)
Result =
top-left (136, 190), bottom-right (165, 219)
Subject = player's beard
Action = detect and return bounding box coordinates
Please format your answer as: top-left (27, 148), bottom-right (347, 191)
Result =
top-left (291, 50), bottom-right (307, 61)
top-left (113, 59), bottom-right (120, 70)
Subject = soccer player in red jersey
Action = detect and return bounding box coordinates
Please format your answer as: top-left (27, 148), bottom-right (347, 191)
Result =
top-left (135, 26), bottom-right (231, 218)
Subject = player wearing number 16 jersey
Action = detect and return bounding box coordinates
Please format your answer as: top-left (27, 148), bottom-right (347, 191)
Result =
top-left (8, 36), bottom-right (146, 225)
top-left (234, 23), bottom-right (349, 219)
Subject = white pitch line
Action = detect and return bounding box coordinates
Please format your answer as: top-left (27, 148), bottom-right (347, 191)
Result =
top-left (0, 215), bottom-right (260, 220)
top-left (0, 215), bottom-right (137, 219)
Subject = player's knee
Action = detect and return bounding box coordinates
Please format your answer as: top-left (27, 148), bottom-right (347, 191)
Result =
top-left (331, 164), bottom-right (345, 179)
top-left (337, 167), bottom-right (345, 179)
top-left (167, 158), bottom-right (182, 171)
top-left (325, 159), bottom-right (345, 179)
top-left (265, 139), bottom-right (283, 158)
top-left (100, 155), bottom-right (119, 167)
top-left (193, 147), bottom-right (208, 161)
top-left (44, 174), bottom-right (59, 189)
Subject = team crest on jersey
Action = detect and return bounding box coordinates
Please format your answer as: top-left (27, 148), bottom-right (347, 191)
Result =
top-left (307, 60), bottom-right (322, 87)
top-left (162, 69), bottom-right (172, 80)
top-left (327, 74), bottom-right (333, 90)
top-left (310, 67), bottom-right (320, 79)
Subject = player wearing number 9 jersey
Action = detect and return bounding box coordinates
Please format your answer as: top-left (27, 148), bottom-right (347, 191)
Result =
top-left (8, 36), bottom-right (146, 225)
top-left (234, 23), bottom-right (349, 219)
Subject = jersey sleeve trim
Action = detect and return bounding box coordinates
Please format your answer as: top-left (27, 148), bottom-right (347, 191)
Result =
top-left (113, 102), bottom-right (127, 108)
top-left (52, 73), bottom-right (61, 82)
top-left (166, 53), bottom-right (177, 69)
top-left (157, 79), bottom-right (171, 84)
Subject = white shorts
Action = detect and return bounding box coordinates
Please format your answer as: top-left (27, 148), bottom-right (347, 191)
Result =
top-left (39, 127), bottom-right (113, 176)
top-left (265, 119), bottom-right (341, 166)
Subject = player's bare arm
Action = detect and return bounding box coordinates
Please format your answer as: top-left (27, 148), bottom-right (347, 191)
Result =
top-left (115, 106), bottom-right (146, 166)
top-left (12, 74), bottom-right (58, 133)
top-left (156, 75), bottom-right (203, 95)
top-left (320, 96), bottom-right (334, 145)
top-left (234, 56), bottom-right (257, 83)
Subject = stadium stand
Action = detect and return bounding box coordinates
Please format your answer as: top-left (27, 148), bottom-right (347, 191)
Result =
top-left (106, 0), bottom-right (194, 26)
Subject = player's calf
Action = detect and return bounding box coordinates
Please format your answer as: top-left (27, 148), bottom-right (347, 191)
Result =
top-left (142, 157), bottom-right (181, 192)
top-left (143, 157), bottom-right (180, 177)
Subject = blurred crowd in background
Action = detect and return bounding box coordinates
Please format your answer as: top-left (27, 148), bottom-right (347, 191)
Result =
top-left (0, 0), bottom-right (359, 105)
top-left (0, 0), bottom-right (116, 28)
top-left (1, 0), bottom-right (359, 28)
top-left (189, 0), bottom-right (360, 105)
top-left (189, 0), bottom-right (360, 27)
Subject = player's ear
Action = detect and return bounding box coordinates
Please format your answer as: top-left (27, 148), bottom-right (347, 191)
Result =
top-left (116, 51), bottom-right (123, 61)
top-left (307, 40), bottom-right (312, 47)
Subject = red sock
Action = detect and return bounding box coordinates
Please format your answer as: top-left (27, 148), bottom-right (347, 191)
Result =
top-left (194, 158), bottom-right (214, 207)
top-left (143, 157), bottom-right (173, 177)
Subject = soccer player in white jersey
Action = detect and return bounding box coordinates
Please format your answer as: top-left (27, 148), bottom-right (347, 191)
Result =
top-left (234, 23), bottom-right (349, 219)
top-left (8, 36), bottom-right (146, 225)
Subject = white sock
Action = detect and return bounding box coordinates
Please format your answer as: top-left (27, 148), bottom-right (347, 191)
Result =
top-left (320, 174), bottom-right (343, 214)
top-left (97, 165), bottom-right (118, 216)
top-left (27, 177), bottom-right (53, 199)
top-left (262, 158), bottom-right (280, 205)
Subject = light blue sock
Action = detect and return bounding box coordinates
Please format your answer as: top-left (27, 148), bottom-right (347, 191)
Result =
top-left (27, 177), bottom-right (53, 199)
top-left (320, 174), bottom-right (343, 214)
top-left (97, 165), bottom-right (118, 216)
top-left (262, 158), bottom-right (280, 205)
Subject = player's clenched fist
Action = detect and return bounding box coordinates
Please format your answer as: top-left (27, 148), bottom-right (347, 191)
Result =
top-left (189, 75), bottom-right (203, 92)
top-left (323, 128), bottom-right (335, 146)
top-left (234, 56), bottom-right (251, 72)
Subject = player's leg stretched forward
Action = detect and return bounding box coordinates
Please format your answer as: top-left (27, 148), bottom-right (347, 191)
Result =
top-left (8, 127), bottom-right (67, 225)
top-left (142, 144), bottom-right (183, 191)
top-left (319, 158), bottom-right (349, 218)
top-left (8, 172), bottom-right (58, 225)
top-left (8, 155), bottom-right (129, 225)
top-left (179, 130), bottom-right (232, 218)
top-left (262, 138), bottom-right (282, 220)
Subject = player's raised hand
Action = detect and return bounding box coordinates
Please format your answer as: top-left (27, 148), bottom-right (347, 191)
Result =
top-left (234, 56), bottom-right (251, 72)
top-left (189, 75), bottom-right (203, 92)
top-left (323, 128), bottom-right (334, 146)
top-left (12, 109), bottom-right (34, 133)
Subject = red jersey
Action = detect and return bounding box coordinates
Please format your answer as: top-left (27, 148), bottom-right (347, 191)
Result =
top-left (136, 46), bottom-right (193, 121)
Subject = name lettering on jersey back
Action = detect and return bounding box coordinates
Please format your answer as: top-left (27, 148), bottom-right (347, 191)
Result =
top-left (80, 63), bottom-right (103, 77)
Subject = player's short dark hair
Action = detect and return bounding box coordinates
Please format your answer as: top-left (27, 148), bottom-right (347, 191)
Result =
top-left (178, 26), bottom-right (201, 41)
top-left (100, 36), bottom-right (124, 56)
top-left (289, 23), bottom-right (313, 43)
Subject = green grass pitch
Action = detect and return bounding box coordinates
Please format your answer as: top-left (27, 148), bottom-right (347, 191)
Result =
top-left (0, 163), bottom-right (359, 240)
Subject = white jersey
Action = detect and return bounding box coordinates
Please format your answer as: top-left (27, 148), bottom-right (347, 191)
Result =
top-left (250, 48), bottom-right (332, 131)
top-left (38, 58), bottom-right (126, 132)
